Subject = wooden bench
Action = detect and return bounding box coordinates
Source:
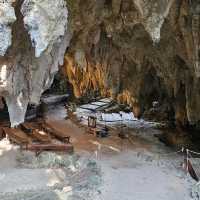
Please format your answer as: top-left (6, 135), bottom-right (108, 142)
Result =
top-left (31, 129), bottom-right (51, 143)
top-left (3, 127), bottom-right (32, 145)
top-left (21, 123), bottom-right (33, 134)
top-left (41, 122), bottom-right (70, 143)
top-left (22, 143), bottom-right (74, 155)
top-left (21, 122), bottom-right (51, 143)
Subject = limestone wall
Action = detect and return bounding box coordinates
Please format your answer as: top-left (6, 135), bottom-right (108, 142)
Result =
top-left (0, 0), bottom-right (70, 127)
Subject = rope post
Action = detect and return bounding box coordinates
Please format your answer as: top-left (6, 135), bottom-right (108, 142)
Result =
top-left (186, 149), bottom-right (189, 175)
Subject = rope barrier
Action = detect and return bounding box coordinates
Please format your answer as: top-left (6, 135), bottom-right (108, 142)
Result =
top-left (185, 149), bottom-right (200, 178)
top-left (186, 151), bottom-right (200, 181)
top-left (187, 149), bottom-right (200, 156)
top-left (186, 149), bottom-right (189, 175)
top-left (158, 147), bottom-right (184, 156)
top-left (158, 147), bottom-right (200, 157)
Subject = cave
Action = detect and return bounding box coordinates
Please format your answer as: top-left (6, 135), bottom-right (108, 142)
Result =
top-left (0, 97), bottom-right (9, 122)
top-left (139, 67), bottom-right (175, 123)
top-left (104, 0), bottom-right (112, 8)
top-left (0, 1), bottom-right (200, 199)
top-left (43, 70), bottom-right (70, 96)
top-left (140, 67), bottom-right (165, 111)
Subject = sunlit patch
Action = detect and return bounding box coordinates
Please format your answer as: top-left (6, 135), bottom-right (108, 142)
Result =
top-left (0, 64), bottom-right (7, 87)
top-left (38, 130), bottom-right (46, 135)
top-left (0, 173), bottom-right (5, 181)
top-left (54, 189), bottom-right (73, 199)
top-left (0, 138), bottom-right (14, 156)
top-left (62, 186), bottom-right (72, 193)
top-left (17, 92), bottom-right (24, 110)
top-left (46, 168), bottom-right (67, 188)
top-left (68, 164), bottom-right (77, 172)
top-left (108, 146), bottom-right (121, 153)
top-left (46, 169), bottom-right (61, 187)
top-left (89, 140), bottom-right (121, 153)
top-left (90, 140), bottom-right (101, 146)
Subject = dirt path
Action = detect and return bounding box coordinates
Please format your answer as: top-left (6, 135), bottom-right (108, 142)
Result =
top-left (45, 107), bottom-right (195, 200)
top-left (0, 105), bottom-right (196, 200)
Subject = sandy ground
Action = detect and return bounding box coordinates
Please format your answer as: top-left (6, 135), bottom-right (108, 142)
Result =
top-left (0, 105), bottom-right (197, 200)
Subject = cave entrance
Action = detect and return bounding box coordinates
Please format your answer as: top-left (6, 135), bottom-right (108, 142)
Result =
top-left (140, 67), bottom-right (174, 122)
top-left (37, 69), bottom-right (74, 118)
top-left (140, 67), bottom-right (164, 109)
top-left (104, 0), bottom-right (112, 8)
top-left (43, 69), bottom-right (73, 98)
top-left (0, 97), bottom-right (10, 123)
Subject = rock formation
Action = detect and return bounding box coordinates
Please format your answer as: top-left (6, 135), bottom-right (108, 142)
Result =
top-left (0, 2), bottom-right (16, 56)
top-left (21, 0), bottom-right (68, 57)
top-left (0, 0), bottom-right (70, 127)
top-left (64, 0), bottom-right (200, 128)
top-left (0, 0), bottom-right (200, 129)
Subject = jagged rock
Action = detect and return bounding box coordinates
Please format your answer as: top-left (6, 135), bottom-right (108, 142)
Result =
top-left (0, 0), bottom-right (70, 127)
top-left (0, 0), bottom-right (200, 129)
top-left (133, 0), bottom-right (175, 43)
top-left (64, 0), bottom-right (200, 128)
top-left (21, 0), bottom-right (68, 57)
top-left (0, 2), bottom-right (16, 56)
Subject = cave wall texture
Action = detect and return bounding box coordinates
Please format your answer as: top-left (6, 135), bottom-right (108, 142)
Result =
top-left (0, 0), bottom-right (200, 128)
top-left (0, 0), bottom-right (70, 127)
top-left (64, 0), bottom-right (200, 128)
